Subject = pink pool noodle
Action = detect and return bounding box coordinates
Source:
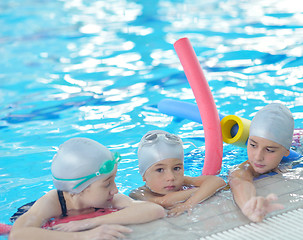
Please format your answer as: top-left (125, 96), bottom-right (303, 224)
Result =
top-left (0, 223), bottom-right (11, 235)
top-left (174, 38), bottom-right (223, 175)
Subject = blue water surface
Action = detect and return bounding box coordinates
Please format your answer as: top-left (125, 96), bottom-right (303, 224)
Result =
top-left (1, 0), bottom-right (303, 237)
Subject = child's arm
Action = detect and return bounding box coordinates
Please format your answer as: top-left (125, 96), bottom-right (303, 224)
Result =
top-left (52, 194), bottom-right (166, 232)
top-left (229, 161), bottom-right (283, 222)
top-left (167, 175), bottom-right (226, 217)
top-left (228, 162), bottom-right (256, 209)
top-left (10, 224), bottom-right (131, 240)
top-left (130, 186), bottom-right (198, 208)
top-left (130, 177), bottom-right (225, 210)
top-left (9, 190), bottom-right (131, 240)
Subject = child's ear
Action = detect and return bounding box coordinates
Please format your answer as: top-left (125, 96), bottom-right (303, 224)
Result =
top-left (284, 150), bottom-right (290, 157)
top-left (142, 176), bottom-right (146, 182)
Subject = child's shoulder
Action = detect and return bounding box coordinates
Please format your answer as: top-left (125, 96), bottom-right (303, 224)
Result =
top-left (37, 189), bottom-right (60, 204)
top-left (229, 160), bottom-right (259, 180)
top-left (13, 190), bottom-right (63, 228)
top-left (32, 190), bottom-right (63, 214)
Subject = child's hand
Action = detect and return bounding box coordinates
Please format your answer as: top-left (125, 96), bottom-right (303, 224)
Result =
top-left (242, 193), bottom-right (284, 222)
top-left (167, 202), bottom-right (193, 217)
top-left (84, 224), bottom-right (132, 240)
top-left (52, 218), bottom-right (93, 232)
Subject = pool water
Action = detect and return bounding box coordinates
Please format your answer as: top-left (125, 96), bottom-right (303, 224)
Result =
top-left (1, 0), bottom-right (303, 237)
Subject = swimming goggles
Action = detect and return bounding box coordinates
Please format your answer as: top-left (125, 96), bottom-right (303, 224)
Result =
top-left (53, 152), bottom-right (121, 190)
top-left (141, 132), bottom-right (182, 146)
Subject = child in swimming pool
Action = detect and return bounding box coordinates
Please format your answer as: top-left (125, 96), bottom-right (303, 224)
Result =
top-left (9, 137), bottom-right (165, 240)
top-left (228, 103), bottom-right (294, 222)
top-left (129, 130), bottom-right (226, 217)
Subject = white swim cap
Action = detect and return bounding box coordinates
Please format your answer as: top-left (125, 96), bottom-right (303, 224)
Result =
top-left (138, 130), bottom-right (184, 177)
top-left (51, 138), bottom-right (121, 194)
top-left (249, 103), bottom-right (294, 149)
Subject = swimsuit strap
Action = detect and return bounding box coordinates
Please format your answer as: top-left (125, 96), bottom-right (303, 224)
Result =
top-left (57, 190), bottom-right (68, 217)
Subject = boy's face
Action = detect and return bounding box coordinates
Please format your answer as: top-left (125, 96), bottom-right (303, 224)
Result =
top-left (143, 158), bottom-right (184, 195)
top-left (247, 136), bottom-right (290, 174)
top-left (80, 169), bottom-right (118, 209)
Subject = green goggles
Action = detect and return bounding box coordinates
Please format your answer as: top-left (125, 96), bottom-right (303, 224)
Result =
top-left (53, 152), bottom-right (121, 190)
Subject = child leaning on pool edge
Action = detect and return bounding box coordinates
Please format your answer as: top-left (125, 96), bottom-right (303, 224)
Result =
top-left (129, 130), bottom-right (226, 217)
top-left (9, 138), bottom-right (165, 240)
top-left (228, 103), bottom-right (294, 222)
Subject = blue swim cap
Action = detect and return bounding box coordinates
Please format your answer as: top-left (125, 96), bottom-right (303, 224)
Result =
top-left (138, 130), bottom-right (184, 177)
top-left (51, 138), bottom-right (119, 194)
top-left (249, 103), bottom-right (294, 149)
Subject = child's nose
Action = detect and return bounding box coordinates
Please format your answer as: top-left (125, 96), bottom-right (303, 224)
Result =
top-left (166, 170), bottom-right (176, 181)
top-left (255, 149), bottom-right (264, 161)
top-left (110, 182), bottom-right (118, 195)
